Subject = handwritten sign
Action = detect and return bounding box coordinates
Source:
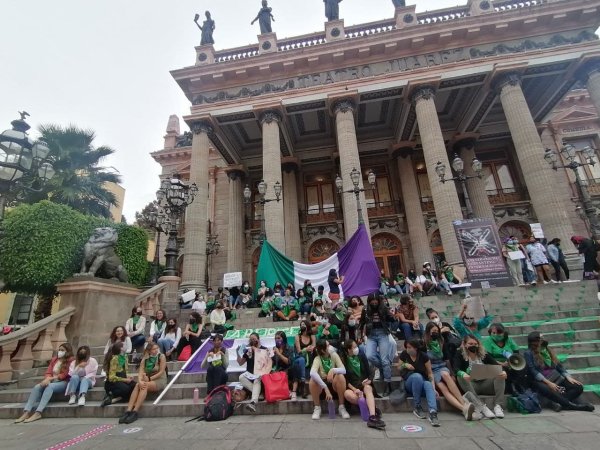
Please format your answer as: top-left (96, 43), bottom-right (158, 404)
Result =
top-left (223, 272), bottom-right (242, 288)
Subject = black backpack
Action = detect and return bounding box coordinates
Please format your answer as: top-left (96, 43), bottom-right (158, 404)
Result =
top-left (187, 385), bottom-right (233, 422)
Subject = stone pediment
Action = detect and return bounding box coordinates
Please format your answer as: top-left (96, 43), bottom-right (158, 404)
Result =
top-left (551, 106), bottom-right (598, 123)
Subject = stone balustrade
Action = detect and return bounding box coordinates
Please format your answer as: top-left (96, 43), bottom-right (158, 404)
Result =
top-left (278, 32), bottom-right (327, 52)
top-left (0, 307), bottom-right (76, 383)
top-left (214, 45), bottom-right (260, 63)
top-left (494, 0), bottom-right (543, 12)
top-left (345, 20), bottom-right (396, 39)
top-left (134, 282), bottom-right (167, 317)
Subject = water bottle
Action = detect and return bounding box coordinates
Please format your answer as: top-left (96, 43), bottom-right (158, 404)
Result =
top-left (502, 351), bottom-right (513, 359)
top-left (328, 399), bottom-right (336, 419)
top-left (193, 387), bottom-right (199, 404)
top-left (358, 396), bottom-right (369, 422)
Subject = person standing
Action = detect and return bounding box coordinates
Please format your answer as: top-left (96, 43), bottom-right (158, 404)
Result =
top-left (547, 238), bottom-right (570, 282)
top-left (526, 237), bottom-right (554, 284)
top-left (571, 235), bottom-right (600, 279)
top-left (327, 269), bottom-right (344, 302)
top-left (502, 236), bottom-right (526, 286)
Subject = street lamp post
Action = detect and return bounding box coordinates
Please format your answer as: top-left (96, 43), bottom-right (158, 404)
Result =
top-left (205, 230), bottom-right (220, 287)
top-left (335, 167), bottom-right (376, 224)
top-left (140, 203), bottom-right (168, 285)
top-left (243, 180), bottom-right (282, 245)
top-left (435, 154), bottom-right (483, 219)
top-left (544, 144), bottom-right (600, 239)
top-left (156, 174), bottom-right (198, 277)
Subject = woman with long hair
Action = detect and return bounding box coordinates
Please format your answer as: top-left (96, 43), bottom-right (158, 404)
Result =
top-left (103, 326), bottom-right (132, 356)
top-left (118, 342), bottom-right (167, 424)
top-left (347, 295), bottom-right (363, 342)
top-left (327, 268), bottom-right (344, 302)
top-left (157, 318), bottom-right (181, 360)
top-left (201, 334), bottom-right (229, 394)
top-left (65, 345), bottom-right (98, 407)
top-left (125, 306), bottom-right (147, 350)
top-left (424, 323), bottom-right (474, 420)
top-left (149, 309), bottom-right (167, 343)
top-left (341, 340), bottom-right (385, 429)
top-left (293, 319), bottom-right (316, 399)
top-left (309, 339), bottom-right (349, 420)
top-left (452, 335), bottom-right (506, 419)
top-left (101, 341), bottom-right (136, 407)
top-left (14, 343), bottom-right (74, 423)
top-left (525, 331), bottom-right (594, 412)
top-left (361, 293), bottom-right (393, 396)
top-left (174, 311), bottom-right (204, 357)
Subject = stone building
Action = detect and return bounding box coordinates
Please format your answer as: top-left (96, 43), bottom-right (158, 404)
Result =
top-left (151, 0), bottom-right (600, 292)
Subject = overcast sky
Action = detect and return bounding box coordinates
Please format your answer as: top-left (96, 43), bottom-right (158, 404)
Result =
top-left (1, 0), bottom-right (468, 221)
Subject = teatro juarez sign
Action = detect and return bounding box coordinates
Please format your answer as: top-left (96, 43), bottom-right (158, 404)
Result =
top-left (192, 30), bottom-right (595, 105)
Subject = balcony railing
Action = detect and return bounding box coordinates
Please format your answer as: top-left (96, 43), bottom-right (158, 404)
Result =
top-left (421, 197), bottom-right (435, 212)
top-left (300, 207), bottom-right (343, 225)
top-left (487, 187), bottom-right (527, 205)
top-left (366, 200), bottom-right (403, 218)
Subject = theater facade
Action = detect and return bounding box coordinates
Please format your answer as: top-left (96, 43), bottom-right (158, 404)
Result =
top-left (151, 0), bottom-right (600, 291)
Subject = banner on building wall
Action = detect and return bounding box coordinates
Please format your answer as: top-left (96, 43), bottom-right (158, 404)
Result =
top-left (453, 218), bottom-right (513, 289)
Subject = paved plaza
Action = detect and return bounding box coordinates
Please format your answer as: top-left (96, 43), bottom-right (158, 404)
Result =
top-left (2, 410), bottom-right (600, 450)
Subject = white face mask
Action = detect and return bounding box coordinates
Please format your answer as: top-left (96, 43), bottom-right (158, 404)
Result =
top-left (57, 350), bottom-right (66, 358)
top-left (352, 347), bottom-right (360, 356)
top-left (464, 318), bottom-right (474, 326)
top-left (432, 317), bottom-right (441, 325)
top-left (348, 319), bottom-right (356, 327)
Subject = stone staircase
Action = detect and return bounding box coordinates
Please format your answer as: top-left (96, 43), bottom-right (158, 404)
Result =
top-left (0, 281), bottom-right (598, 419)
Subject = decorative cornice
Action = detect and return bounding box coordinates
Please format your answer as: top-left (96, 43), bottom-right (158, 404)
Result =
top-left (259, 110), bottom-right (283, 125)
top-left (493, 72), bottom-right (522, 93)
top-left (577, 59), bottom-right (600, 82)
top-left (225, 166), bottom-right (247, 181)
top-left (453, 138), bottom-right (477, 153)
top-left (332, 98), bottom-right (356, 115)
top-left (392, 146), bottom-right (415, 160)
top-left (410, 85), bottom-right (436, 104)
top-left (191, 120), bottom-right (213, 135)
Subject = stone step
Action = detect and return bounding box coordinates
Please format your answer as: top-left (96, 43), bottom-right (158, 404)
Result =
top-left (510, 329), bottom-right (600, 345)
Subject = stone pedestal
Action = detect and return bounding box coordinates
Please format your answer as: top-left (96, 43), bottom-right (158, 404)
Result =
top-left (158, 275), bottom-right (182, 319)
top-left (258, 32), bottom-right (278, 55)
top-left (325, 19), bottom-right (345, 42)
top-left (57, 278), bottom-right (141, 349)
top-left (195, 44), bottom-right (215, 66)
top-left (395, 5), bottom-right (417, 29)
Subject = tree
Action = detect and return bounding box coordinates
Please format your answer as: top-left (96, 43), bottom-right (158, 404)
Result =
top-left (134, 201), bottom-right (159, 233)
top-left (0, 201), bottom-right (148, 320)
top-left (20, 124), bottom-right (122, 218)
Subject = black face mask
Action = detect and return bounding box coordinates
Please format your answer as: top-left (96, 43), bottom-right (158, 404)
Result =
top-left (189, 318), bottom-right (196, 324)
top-left (430, 333), bottom-right (440, 340)
top-left (541, 340), bottom-right (549, 348)
top-left (78, 352), bottom-right (87, 359)
top-left (369, 302), bottom-right (379, 310)
top-left (136, 311), bottom-right (142, 316)
top-left (350, 302), bottom-right (357, 307)
top-left (467, 345), bottom-right (479, 353)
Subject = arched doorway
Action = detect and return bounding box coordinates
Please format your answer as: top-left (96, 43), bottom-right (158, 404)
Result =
top-left (308, 239), bottom-right (340, 264)
top-left (251, 247), bottom-right (261, 288)
top-left (430, 230), bottom-right (445, 269)
top-left (499, 221), bottom-right (532, 244)
top-left (372, 233), bottom-right (403, 278)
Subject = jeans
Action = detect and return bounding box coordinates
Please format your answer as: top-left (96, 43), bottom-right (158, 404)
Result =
top-left (300, 303), bottom-right (312, 315)
top-left (24, 381), bottom-right (68, 413)
top-left (130, 334), bottom-right (146, 349)
top-left (239, 374), bottom-right (262, 402)
top-left (380, 283), bottom-right (397, 296)
top-left (157, 337), bottom-right (175, 354)
top-left (206, 365), bottom-right (228, 394)
top-left (532, 379), bottom-right (582, 407)
top-left (65, 375), bottom-right (92, 396)
top-left (401, 322), bottom-right (424, 340)
top-left (293, 355), bottom-right (308, 382)
top-left (438, 279), bottom-right (452, 293)
top-left (506, 258), bottom-right (524, 285)
top-left (365, 328), bottom-right (392, 382)
top-left (395, 284), bottom-right (409, 295)
top-left (405, 373), bottom-right (437, 412)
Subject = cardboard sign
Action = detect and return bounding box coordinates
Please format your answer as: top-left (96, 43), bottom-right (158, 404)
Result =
top-left (530, 223), bottom-right (544, 239)
top-left (181, 290), bottom-right (195, 303)
top-left (508, 250), bottom-right (526, 261)
top-left (464, 296), bottom-right (485, 319)
top-left (252, 348), bottom-right (272, 376)
top-left (223, 272), bottom-right (243, 288)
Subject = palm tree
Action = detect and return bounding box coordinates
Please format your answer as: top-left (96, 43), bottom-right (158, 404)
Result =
top-left (21, 125), bottom-right (122, 218)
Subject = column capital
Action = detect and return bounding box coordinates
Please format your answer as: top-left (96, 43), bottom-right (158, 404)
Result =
top-left (191, 120), bottom-right (213, 135)
top-left (281, 156), bottom-right (300, 173)
top-left (452, 137), bottom-right (477, 153)
top-left (259, 110), bottom-right (283, 125)
top-left (391, 145), bottom-right (416, 160)
top-left (493, 72), bottom-right (522, 93)
top-left (225, 165), bottom-right (247, 181)
top-left (410, 85), bottom-right (437, 104)
top-left (576, 59), bottom-right (600, 82)
top-left (332, 98), bottom-right (356, 115)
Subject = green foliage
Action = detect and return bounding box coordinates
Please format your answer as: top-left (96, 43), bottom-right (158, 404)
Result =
top-left (0, 201), bottom-right (149, 298)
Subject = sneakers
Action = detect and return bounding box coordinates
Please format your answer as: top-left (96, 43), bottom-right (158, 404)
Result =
top-left (68, 394), bottom-right (77, 405)
top-left (493, 404), bottom-right (504, 418)
top-left (312, 405), bottom-right (322, 420)
top-left (428, 411), bottom-right (440, 427)
top-left (481, 405), bottom-right (496, 419)
top-left (23, 412), bottom-right (42, 423)
top-left (367, 415), bottom-right (386, 429)
top-left (245, 401), bottom-right (257, 413)
top-left (77, 394), bottom-right (86, 407)
top-left (463, 402), bottom-right (475, 421)
top-left (118, 411), bottom-right (132, 424)
top-left (338, 405), bottom-right (350, 419)
top-left (290, 391), bottom-right (297, 402)
top-left (100, 395), bottom-right (112, 408)
top-left (472, 411), bottom-right (483, 421)
top-left (413, 404), bottom-right (426, 419)
top-left (14, 412), bottom-right (30, 424)
top-left (123, 411), bottom-right (138, 424)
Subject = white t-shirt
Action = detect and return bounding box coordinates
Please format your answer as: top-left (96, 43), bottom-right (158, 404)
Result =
top-left (192, 300), bottom-right (206, 314)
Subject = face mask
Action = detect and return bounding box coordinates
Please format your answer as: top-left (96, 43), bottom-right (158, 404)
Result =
top-left (189, 318), bottom-right (196, 324)
top-left (217, 305), bottom-right (223, 309)
top-left (467, 345), bottom-right (479, 353)
top-left (407, 349), bottom-right (417, 357)
top-left (541, 339), bottom-right (549, 347)
top-left (168, 323), bottom-right (175, 327)
top-left (352, 347), bottom-right (359, 356)
top-left (136, 311), bottom-right (142, 316)
top-left (432, 317), bottom-right (441, 325)
top-left (57, 350), bottom-right (66, 358)
top-left (348, 319), bottom-right (356, 327)
top-left (260, 282), bottom-right (265, 287)
top-left (244, 284), bottom-right (249, 288)
top-left (430, 333), bottom-right (440, 340)
top-left (300, 324), bottom-right (307, 331)
top-left (491, 334), bottom-right (505, 343)
top-left (369, 302), bottom-right (378, 309)
top-left (250, 340), bottom-right (258, 347)
top-left (350, 301), bottom-right (357, 307)
top-left (78, 352), bottom-right (87, 359)
top-left (275, 339), bottom-right (283, 347)
top-left (463, 318), bottom-right (474, 326)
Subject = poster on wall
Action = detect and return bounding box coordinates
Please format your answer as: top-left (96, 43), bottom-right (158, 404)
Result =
top-left (453, 218), bottom-right (513, 288)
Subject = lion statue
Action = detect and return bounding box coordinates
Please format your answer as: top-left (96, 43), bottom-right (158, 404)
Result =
top-left (77, 227), bottom-right (129, 283)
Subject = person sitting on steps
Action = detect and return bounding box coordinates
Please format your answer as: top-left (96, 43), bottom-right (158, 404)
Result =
top-left (125, 306), bottom-right (147, 351)
top-left (201, 334), bottom-right (229, 395)
top-left (293, 319), bottom-right (316, 400)
top-left (309, 339), bottom-right (349, 420)
top-left (65, 345), bottom-right (98, 407)
top-left (101, 341), bottom-right (136, 407)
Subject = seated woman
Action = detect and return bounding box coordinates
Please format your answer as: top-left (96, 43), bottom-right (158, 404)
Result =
top-left (272, 281), bottom-right (285, 297)
top-left (157, 318), bottom-right (182, 361)
top-left (453, 302), bottom-right (493, 339)
top-left (66, 345), bottom-right (98, 407)
top-left (341, 340), bottom-right (385, 429)
top-left (399, 339), bottom-right (440, 427)
top-left (316, 317), bottom-right (341, 349)
top-left (407, 269), bottom-right (424, 296)
top-left (421, 262), bottom-right (439, 296)
top-left (119, 342), bottom-right (167, 424)
top-left (174, 312), bottom-right (204, 358)
top-left (424, 323), bottom-right (474, 421)
top-left (393, 272), bottom-right (410, 295)
top-left (293, 319), bottom-right (316, 399)
top-left (201, 334), bottom-right (229, 395)
top-left (396, 294), bottom-right (424, 340)
top-left (309, 339), bottom-right (349, 420)
top-left (237, 333), bottom-right (269, 413)
top-left (297, 288), bottom-right (312, 318)
top-left (525, 331), bottom-right (594, 412)
top-left (148, 309), bottom-right (167, 343)
top-left (483, 323), bottom-right (522, 393)
top-left (275, 288), bottom-right (298, 321)
top-left (192, 293), bottom-right (207, 316)
top-left (236, 281), bottom-right (253, 309)
top-left (259, 288), bottom-right (275, 318)
top-left (125, 306), bottom-right (147, 351)
top-left (256, 280), bottom-right (269, 305)
top-left (347, 296), bottom-right (363, 342)
top-left (103, 326), bottom-right (132, 357)
top-left (210, 301), bottom-right (227, 333)
top-left (380, 269), bottom-right (397, 297)
top-left (101, 341), bottom-right (136, 407)
top-left (272, 331), bottom-right (293, 397)
top-left (303, 280), bottom-right (316, 302)
top-left (452, 335), bottom-right (506, 419)
top-left (14, 343), bottom-right (74, 423)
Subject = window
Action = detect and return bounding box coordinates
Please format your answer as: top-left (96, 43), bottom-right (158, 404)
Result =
top-left (564, 138), bottom-right (600, 182)
top-left (417, 173), bottom-right (432, 201)
top-left (9, 294), bottom-right (35, 325)
top-left (365, 175), bottom-right (392, 208)
top-left (483, 162), bottom-right (516, 195)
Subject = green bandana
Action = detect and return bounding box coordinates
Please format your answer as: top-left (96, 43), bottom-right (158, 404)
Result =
top-left (428, 341), bottom-right (443, 358)
top-left (145, 355), bottom-right (158, 374)
top-left (132, 316), bottom-right (140, 325)
top-left (347, 355), bottom-right (361, 377)
top-left (491, 335), bottom-right (505, 344)
top-left (321, 357), bottom-right (332, 374)
top-left (335, 311), bottom-right (345, 322)
top-left (117, 354), bottom-right (127, 369)
top-left (154, 320), bottom-right (164, 330)
top-left (540, 348), bottom-right (552, 367)
top-left (190, 323), bottom-right (199, 333)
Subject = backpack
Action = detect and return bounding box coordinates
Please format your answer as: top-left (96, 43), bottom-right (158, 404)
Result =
top-left (507, 389), bottom-right (542, 415)
top-left (187, 385), bottom-right (233, 422)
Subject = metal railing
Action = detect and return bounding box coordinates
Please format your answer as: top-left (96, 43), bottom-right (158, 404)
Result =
top-left (300, 207), bottom-right (342, 225)
top-left (487, 187), bottom-right (527, 204)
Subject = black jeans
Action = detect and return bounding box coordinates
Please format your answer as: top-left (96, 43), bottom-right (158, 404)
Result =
top-left (550, 259), bottom-right (570, 281)
top-left (105, 380), bottom-right (135, 401)
top-left (532, 379), bottom-right (583, 407)
top-left (206, 365), bottom-right (228, 394)
top-left (175, 335), bottom-right (203, 356)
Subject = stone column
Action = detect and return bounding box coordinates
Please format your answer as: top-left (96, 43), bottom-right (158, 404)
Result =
top-left (282, 158), bottom-right (302, 261)
top-left (333, 99), bottom-right (371, 240)
top-left (454, 139), bottom-right (495, 219)
top-left (225, 166), bottom-right (246, 273)
top-left (180, 120), bottom-right (210, 291)
top-left (260, 111), bottom-right (286, 253)
top-left (580, 61), bottom-right (600, 118)
top-left (395, 147), bottom-right (434, 266)
top-left (496, 73), bottom-right (574, 246)
top-left (411, 86), bottom-right (463, 264)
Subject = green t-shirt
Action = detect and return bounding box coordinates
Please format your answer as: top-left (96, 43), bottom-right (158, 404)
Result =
top-left (347, 355), bottom-right (361, 378)
top-left (483, 336), bottom-right (519, 362)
